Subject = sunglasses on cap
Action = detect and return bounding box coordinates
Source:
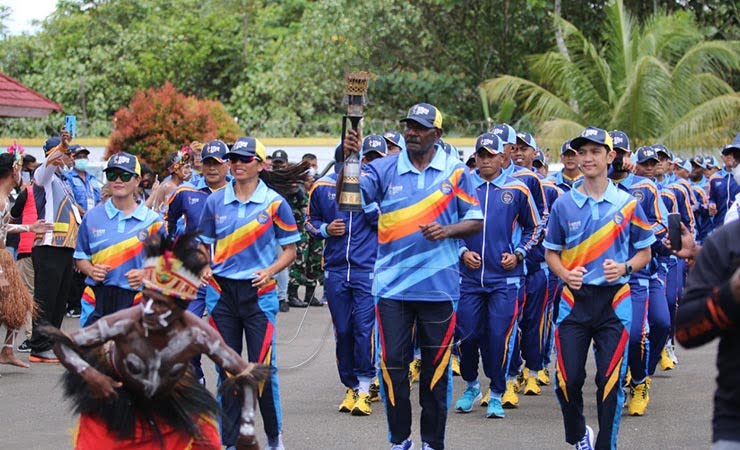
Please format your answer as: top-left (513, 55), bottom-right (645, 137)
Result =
top-left (229, 155), bottom-right (258, 164)
top-left (105, 171), bottom-right (136, 182)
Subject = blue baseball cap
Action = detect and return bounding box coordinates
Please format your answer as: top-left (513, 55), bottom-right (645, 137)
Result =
top-left (361, 135), bottom-right (388, 157)
top-left (673, 157), bottom-right (692, 172)
top-left (105, 152), bottom-right (141, 176)
top-left (533, 150), bottom-right (546, 167)
top-left (608, 130), bottom-right (630, 152)
top-left (635, 146), bottom-right (659, 164)
top-left (475, 132), bottom-right (504, 155)
top-left (704, 155), bottom-right (719, 169)
top-left (382, 131), bottom-right (405, 150)
top-left (489, 124), bottom-right (517, 145)
top-left (516, 132), bottom-right (537, 150)
top-left (560, 140), bottom-right (575, 155)
top-left (721, 132), bottom-right (740, 155)
top-left (571, 126), bottom-right (614, 152)
top-left (652, 144), bottom-right (672, 160)
top-left (43, 136), bottom-right (62, 155)
top-left (201, 140), bottom-right (228, 163)
top-left (226, 136), bottom-right (267, 161)
top-left (689, 155), bottom-right (706, 169)
top-left (400, 103), bottom-right (443, 129)
top-left (69, 145), bottom-right (90, 157)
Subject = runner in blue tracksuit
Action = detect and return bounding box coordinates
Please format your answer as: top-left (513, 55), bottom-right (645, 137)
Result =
top-left (708, 139), bottom-right (740, 226)
top-left (164, 140), bottom-right (230, 384)
top-left (549, 140), bottom-right (584, 193)
top-left (539, 176), bottom-right (564, 382)
top-left (453, 132), bottom-right (541, 419)
top-left (489, 124), bottom-right (548, 404)
top-left (306, 135), bottom-right (383, 416)
top-left (653, 145), bottom-right (695, 368)
top-left (545, 126), bottom-right (655, 450)
top-left (506, 131), bottom-right (551, 398)
top-left (608, 136), bottom-right (670, 417)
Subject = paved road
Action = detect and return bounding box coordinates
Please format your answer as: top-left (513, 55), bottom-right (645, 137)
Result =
top-left (1, 298), bottom-right (715, 449)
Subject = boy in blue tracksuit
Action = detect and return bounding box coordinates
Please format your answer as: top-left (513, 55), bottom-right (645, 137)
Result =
top-left (708, 139), bottom-right (740, 226)
top-left (164, 140), bottom-right (230, 384)
top-left (540, 176), bottom-right (564, 383)
top-left (306, 135), bottom-right (383, 416)
top-left (549, 140), bottom-right (584, 193)
top-left (608, 136), bottom-right (670, 417)
top-left (454, 132), bottom-right (541, 419)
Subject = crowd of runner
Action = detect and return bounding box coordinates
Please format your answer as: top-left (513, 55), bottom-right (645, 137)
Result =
top-left (0, 103), bottom-right (738, 450)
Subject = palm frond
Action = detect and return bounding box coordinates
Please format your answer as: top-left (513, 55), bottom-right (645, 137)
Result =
top-left (659, 93), bottom-right (740, 150)
top-left (673, 40), bottom-right (740, 85)
top-left (536, 118), bottom-right (587, 152)
top-left (603, 0), bottom-right (635, 89)
top-left (610, 55), bottom-right (673, 140)
top-left (480, 75), bottom-right (581, 124)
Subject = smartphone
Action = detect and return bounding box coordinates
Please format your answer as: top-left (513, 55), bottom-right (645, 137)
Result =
top-left (65, 115), bottom-right (77, 138)
top-left (668, 213), bottom-right (682, 252)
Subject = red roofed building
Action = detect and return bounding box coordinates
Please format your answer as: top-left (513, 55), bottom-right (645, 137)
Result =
top-left (0, 72), bottom-right (63, 118)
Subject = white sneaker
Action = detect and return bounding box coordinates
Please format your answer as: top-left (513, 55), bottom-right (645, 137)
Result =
top-left (666, 340), bottom-right (678, 364)
top-left (574, 425), bottom-right (594, 450)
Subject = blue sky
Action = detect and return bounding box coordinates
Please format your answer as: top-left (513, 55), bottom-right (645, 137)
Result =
top-left (1, 0), bottom-right (58, 34)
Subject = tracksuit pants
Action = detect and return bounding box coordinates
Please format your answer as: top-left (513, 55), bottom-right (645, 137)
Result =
top-left (627, 279), bottom-right (650, 382)
top-left (376, 298), bottom-right (455, 450)
top-left (518, 269), bottom-right (549, 373)
top-left (646, 277), bottom-right (670, 376)
top-left (554, 284), bottom-right (631, 450)
top-left (543, 271), bottom-right (563, 367)
top-left (188, 285), bottom-right (208, 381)
top-left (456, 280), bottom-right (520, 395)
top-left (324, 270), bottom-right (375, 389)
top-left (80, 285), bottom-right (140, 327)
top-left (665, 256), bottom-right (684, 336)
top-left (209, 275), bottom-right (281, 445)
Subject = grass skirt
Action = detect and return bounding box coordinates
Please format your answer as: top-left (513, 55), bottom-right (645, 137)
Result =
top-left (62, 345), bottom-right (221, 448)
top-left (0, 248), bottom-right (34, 330)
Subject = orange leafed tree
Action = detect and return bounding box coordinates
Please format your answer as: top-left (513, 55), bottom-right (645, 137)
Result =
top-left (106, 82), bottom-right (241, 172)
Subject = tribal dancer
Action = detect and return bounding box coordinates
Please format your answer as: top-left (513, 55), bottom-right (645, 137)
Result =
top-left (43, 232), bottom-right (268, 449)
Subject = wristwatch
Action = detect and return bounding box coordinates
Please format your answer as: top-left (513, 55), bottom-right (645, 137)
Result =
top-left (514, 250), bottom-right (525, 263)
top-left (624, 262), bottom-right (633, 276)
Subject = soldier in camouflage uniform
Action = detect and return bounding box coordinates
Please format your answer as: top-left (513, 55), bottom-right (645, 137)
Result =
top-left (287, 161), bottom-right (325, 307)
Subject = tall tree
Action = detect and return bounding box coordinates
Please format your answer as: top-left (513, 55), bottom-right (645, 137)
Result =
top-left (482, 0), bottom-right (739, 151)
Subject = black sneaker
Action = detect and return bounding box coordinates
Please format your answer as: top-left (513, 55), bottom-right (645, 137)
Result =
top-left (308, 296), bottom-right (325, 307)
top-left (66, 309), bottom-right (81, 318)
top-left (17, 339), bottom-right (31, 353)
top-left (279, 300), bottom-right (290, 313)
top-left (288, 295), bottom-right (309, 308)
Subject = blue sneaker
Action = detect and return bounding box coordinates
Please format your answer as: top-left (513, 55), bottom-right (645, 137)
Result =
top-left (391, 438), bottom-right (413, 450)
top-left (574, 425), bottom-right (594, 450)
top-left (455, 386), bottom-right (482, 413)
top-left (486, 398), bottom-right (505, 418)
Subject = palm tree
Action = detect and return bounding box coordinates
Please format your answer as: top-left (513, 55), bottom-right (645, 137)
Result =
top-left (481, 0), bottom-right (739, 153)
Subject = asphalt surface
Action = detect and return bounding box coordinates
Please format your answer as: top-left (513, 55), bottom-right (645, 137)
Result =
top-left (1, 293), bottom-right (716, 449)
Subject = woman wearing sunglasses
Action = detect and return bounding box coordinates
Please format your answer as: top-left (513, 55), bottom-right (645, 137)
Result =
top-left (73, 152), bottom-right (165, 327)
top-left (198, 136), bottom-right (306, 450)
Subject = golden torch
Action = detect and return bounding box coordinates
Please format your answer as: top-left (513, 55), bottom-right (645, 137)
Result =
top-left (338, 72), bottom-right (370, 211)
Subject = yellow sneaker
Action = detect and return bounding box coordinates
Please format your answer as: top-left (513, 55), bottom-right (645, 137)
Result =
top-left (627, 381), bottom-right (650, 416)
top-left (537, 368), bottom-right (551, 386)
top-left (451, 355), bottom-right (461, 376)
top-left (659, 348), bottom-right (675, 371)
top-left (523, 375), bottom-right (542, 396)
top-left (480, 388), bottom-right (491, 407)
top-left (338, 388), bottom-right (357, 413)
top-left (502, 381), bottom-right (519, 408)
top-left (351, 392), bottom-right (372, 416)
top-left (369, 379), bottom-right (381, 402)
top-left (409, 358), bottom-right (422, 384)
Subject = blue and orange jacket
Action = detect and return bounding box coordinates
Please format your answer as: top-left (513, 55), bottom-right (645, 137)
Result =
top-left (306, 172), bottom-right (379, 276)
top-left (459, 170), bottom-right (542, 286)
top-left (709, 172), bottom-right (740, 226)
top-left (612, 173), bottom-right (670, 279)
